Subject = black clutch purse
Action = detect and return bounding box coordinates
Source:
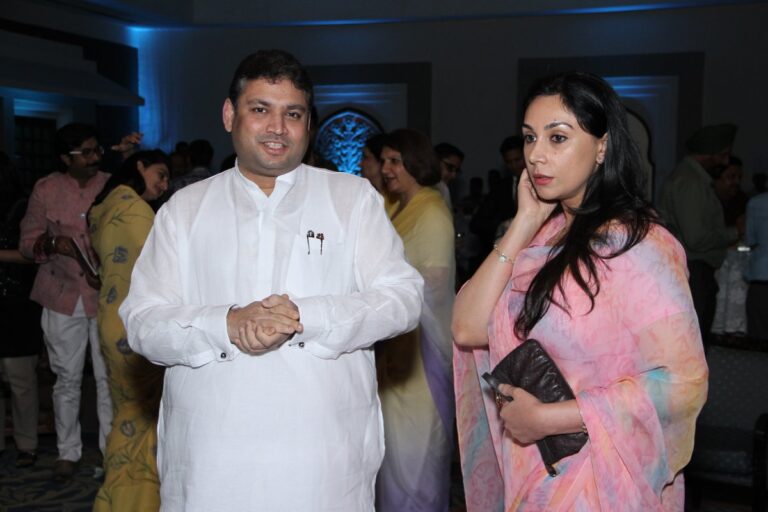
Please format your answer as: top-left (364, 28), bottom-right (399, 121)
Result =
top-left (482, 338), bottom-right (588, 476)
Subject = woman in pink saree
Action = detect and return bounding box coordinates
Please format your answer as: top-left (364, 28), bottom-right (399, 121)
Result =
top-left (452, 72), bottom-right (708, 511)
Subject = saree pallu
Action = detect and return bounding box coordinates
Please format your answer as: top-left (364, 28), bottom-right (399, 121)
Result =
top-left (455, 217), bottom-right (708, 511)
top-left (377, 187), bottom-right (456, 511)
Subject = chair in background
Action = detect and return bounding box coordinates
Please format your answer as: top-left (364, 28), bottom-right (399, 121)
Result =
top-left (686, 344), bottom-right (768, 511)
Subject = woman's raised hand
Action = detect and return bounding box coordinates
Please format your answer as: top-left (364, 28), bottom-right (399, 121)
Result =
top-left (515, 169), bottom-right (558, 230)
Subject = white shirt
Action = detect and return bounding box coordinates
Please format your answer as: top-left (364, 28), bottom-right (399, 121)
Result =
top-left (120, 164), bottom-right (423, 511)
top-left (435, 180), bottom-right (452, 211)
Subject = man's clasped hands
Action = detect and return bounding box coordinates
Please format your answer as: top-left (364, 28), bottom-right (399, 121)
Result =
top-left (226, 294), bottom-right (304, 354)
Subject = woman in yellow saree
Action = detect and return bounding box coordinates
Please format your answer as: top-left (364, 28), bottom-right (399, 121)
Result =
top-left (376, 129), bottom-right (455, 511)
top-left (89, 150), bottom-right (169, 511)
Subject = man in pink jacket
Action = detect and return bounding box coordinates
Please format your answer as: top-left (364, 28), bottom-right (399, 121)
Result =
top-left (19, 123), bottom-right (136, 481)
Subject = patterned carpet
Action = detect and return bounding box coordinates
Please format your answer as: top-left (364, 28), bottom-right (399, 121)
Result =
top-left (0, 434), bottom-right (102, 512)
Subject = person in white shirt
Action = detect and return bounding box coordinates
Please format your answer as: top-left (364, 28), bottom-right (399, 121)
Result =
top-left (433, 142), bottom-right (464, 211)
top-left (119, 49), bottom-right (423, 512)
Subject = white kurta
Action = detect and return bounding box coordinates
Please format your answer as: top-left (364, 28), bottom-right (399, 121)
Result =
top-left (119, 164), bottom-right (423, 512)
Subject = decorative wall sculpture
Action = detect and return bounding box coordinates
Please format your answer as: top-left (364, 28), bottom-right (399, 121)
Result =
top-left (315, 109), bottom-right (382, 174)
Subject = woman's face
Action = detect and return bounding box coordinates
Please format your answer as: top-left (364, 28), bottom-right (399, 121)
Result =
top-left (139, 161), bottom-right (170, 201)
top-left (522, 94), bottom-right (607, 210)
top-left (381, 146), bottom-right (420, 197)
top-left (359, 146), bottom-right (383, 185)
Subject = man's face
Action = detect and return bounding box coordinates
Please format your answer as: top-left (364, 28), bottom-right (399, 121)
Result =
top-left (61, 136), bottom-right (102, 181)
top-left (714, 164), bottom-right (742, 201)
top-left (502, 148), bottom-right (525, 177)
top-left (703, 146), bottom-right (732, 171)
top-left (359, 146), bottom-right (383, 184)
top-left (169, 153), bottom-right (188, 178)
top-left (440, 154), bottom-right (462, 184)
top-left (222, 78), bottom-right (310, 182)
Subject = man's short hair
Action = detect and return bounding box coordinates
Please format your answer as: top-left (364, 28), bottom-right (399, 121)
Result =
top-left (364, 133), bottom-right (387, 160)
top-left (56, 123), bottom-right (99, 157)
top-left (686, 123), bottom-right (737, 155)
top-left (434, 142), bottom-right (464, 161)
top-left (499, 135), bottom-right (523, 155)
top-left (189, 139), bottom-right (214, 167)
top-left (228, 49), bottom-right (314, 109)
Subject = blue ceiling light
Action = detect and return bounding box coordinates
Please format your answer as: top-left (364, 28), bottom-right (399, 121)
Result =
top-left (556, 3), bottom-right (683, 15)
top-left (266, 17), bottom-right (404, 27)
top-left (131, 0), bottom-right (752, 28)
top-left (126, 26), bottom-right (171, 152)
top-left (126, 25), bottom-right (155, 35)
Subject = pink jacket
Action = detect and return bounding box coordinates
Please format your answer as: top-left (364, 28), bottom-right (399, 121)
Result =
top-left (19, 171), bottom-right (109, 317)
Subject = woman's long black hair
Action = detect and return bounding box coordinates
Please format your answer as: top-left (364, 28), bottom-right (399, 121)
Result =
top-left (514, 71), bottom-right (658, 339)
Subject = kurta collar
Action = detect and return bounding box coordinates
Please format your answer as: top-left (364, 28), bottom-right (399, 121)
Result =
top-left (62, 170), bottom-right (103, 190)
top-left (234, 160), bottom-right (300, 210)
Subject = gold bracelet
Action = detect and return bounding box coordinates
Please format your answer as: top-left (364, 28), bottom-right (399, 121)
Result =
top-left (492, 244), bottom-right (513, 264)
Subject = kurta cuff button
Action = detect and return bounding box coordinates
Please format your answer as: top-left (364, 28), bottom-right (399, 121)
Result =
top-left (220, 352), bottom-right (227, 359)
top-left (298, 342), bottom-right (305, 348)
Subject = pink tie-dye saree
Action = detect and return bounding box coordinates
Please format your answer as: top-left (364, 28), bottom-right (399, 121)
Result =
top-left (455, 216), bottom-right (708, 511)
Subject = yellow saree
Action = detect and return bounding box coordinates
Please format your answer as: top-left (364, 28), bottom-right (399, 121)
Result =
top-left (89, 185), bottom-right (162, 512)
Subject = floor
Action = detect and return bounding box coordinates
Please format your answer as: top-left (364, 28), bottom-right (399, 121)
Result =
top-left (0, 359), bottom-right (758, 511)
top-left (0, 434), bottom-right (102, 512)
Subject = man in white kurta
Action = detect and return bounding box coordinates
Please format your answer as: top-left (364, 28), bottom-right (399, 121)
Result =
top-left (119, 50), bottom-right (423, 511)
